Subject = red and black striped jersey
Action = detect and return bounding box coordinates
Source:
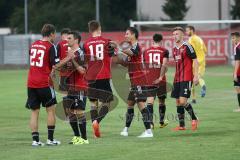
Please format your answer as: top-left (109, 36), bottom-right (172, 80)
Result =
top-left (127, 42), bottom-right (147, 86)
top-left (234, 42), bottom-right (240, 76)
top-left (67, 48), bottom-right (88, 91)
top-left (172, 42), bottom-right (196, 83)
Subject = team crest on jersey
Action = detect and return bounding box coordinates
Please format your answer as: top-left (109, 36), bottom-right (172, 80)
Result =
top-left (184, 88), bottom-right (188, 94)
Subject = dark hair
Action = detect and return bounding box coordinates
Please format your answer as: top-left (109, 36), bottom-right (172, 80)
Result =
top-left (172, 26), bottom-right (184, 33)
top-left (186, 25), bottom-right (195, 32)
top-left (68, 31), bottom-right (81, 44)
top-left (41, 24), bottom-right (56, 37)
top-left (153, 33), bottom-right (163, 42)
top-left (61, 28), bottom-right (71, 35)
top-left (231, 32), bottom-right (240, 37)
top-left (88, 20), bottom-right (101, 33)
top-left (126, 27), bottom-right (139, 39)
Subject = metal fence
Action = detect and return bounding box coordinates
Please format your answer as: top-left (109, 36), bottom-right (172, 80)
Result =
top-left (0, 34), bottom-right (41, 65)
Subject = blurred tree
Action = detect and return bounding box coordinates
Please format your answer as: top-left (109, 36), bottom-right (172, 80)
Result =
top-left (0, 0), bottom-right (23, 27)
top-left (231, 0), bottom-right (240, 20)
top-left (162, 0), bottom-right (189, 21)
top-left (100, 0), bottom-right (136, 31)
top-left (9, 0), bottom-right (136, 33)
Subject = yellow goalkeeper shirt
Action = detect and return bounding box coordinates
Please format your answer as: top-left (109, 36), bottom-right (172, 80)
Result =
top-left (188, 34), bottom-right (207, 63)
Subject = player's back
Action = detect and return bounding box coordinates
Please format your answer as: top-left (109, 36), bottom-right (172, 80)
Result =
top-left (27, 40), bottom-right (55, 88)
top-left (144, 46), bottom-right (168, 86)
top-left (84, 36), bottom-right (111, 80)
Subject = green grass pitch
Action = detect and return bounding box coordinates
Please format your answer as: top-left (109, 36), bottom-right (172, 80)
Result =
top-left (0, 66), bottom-right (240, 160)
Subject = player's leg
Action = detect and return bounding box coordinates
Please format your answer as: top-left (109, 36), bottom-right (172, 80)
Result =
top-left (30, 109), bottom-right (42, 146)
top-left (89, 100), bottom-right (101, 138)
top-left (158, 98), bottom-right (168, 128)
top-left (137, 100), bottom-right (153, 138)
top-left (199, 62), bottom-right (206, 97)
top-left (41, 87), bottom-right (60, 145)
top-left (88, 81), bottom-right (101, 138)
top-left (68, 111), bottom-right (80, 144)
top-left (180, 81), bottom-right (198, 131)
top-left (157, 83), bottom-right (168, 128)
top-left (120, 99), bottom-right (135, 136)
top-left (88, 80), bottom-right (99, 122)
top-left (45, 105), bottom-right (61, 145)
top-left (96, 79), bottom-right (114, 123)
top-left (64, 94), bottom-right (81, 144)
top-left (171, 82), bottom-right (187, 131)
top-left (146, 86), bottom-right (157, 129)
top-left (146, 97), bottom-right (154, 129)
top-left (234, 79), bottom-right (240, 112)
top-left (26, 88), bottom-right (44, 146)
top-left (173, 99), bottom-right (186, 131)
top-left (90, 100), bottom-right (98, 122)
top-left (136, 86), bottom-right (153, 138)
top-left (73, 94), bottom-right (89, 144)
top-left (179, 97), bottom-right (198, 131)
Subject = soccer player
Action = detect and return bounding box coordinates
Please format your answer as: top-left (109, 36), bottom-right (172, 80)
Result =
top-left (120, 27), bottom-right (153, 138)
top-left (171, 27), bottom-right (199, 131)
top-left (83, 20), bottom-right (115, 138)
top-left (26, 24), bottom-right (61, 146)
top-left (186, 26), bottom-right (207, 103)
top-left (53, 31), bottom-right (89, 144)
top-left (57, 28), bottom-right (71, 91)
top-left (144, 33), bottom-right (169, 129)
top-left (231, 32), bottom-right (240, 112)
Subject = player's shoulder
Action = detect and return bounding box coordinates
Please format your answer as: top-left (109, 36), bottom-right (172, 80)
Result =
top-left (183, 41), bottom-right (193, 49)
top-left (31, 40), bottom-right (54, 48)
top-left (84, 36), bottom-right (109, 45)
top-left (158, 46), bottom-right (168, 52)
top-left (132, 42), bottom-right (140, 49)
top-left (183, 42), bottom-right (195, 54)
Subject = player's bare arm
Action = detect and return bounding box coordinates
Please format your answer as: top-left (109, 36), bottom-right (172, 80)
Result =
top-left (72, 59), bottom-right (86, 75)
top-left (53, 50), bottom-right (75, 70)
top-left (234, 60), bottom-right (240, 81)
top-left (153, 57), bottom-right (168, 84)
top-left (193, 58), bottom-right (199, 85)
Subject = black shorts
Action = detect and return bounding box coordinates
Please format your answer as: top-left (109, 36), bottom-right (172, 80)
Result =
top-left (26, 87), bottom-right (57, 110)
top-left (59, 76), bottom-right (70, 91)
top-left (88, 79), bottom-right (113, 103)
top-left (64, 91), bottom-right (86, 110)
top-left (234, 77), bottom-right (240, 87)
top-left (171, 81), bottom-right (192, 99)
top-left (146, 84), bottom-right (167, 100)
top-left (128, 86), bottom-right (147, 102)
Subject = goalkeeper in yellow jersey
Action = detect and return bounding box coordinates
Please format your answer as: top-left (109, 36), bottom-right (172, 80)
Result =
top-left (186, 26), bottom-right (207, 103)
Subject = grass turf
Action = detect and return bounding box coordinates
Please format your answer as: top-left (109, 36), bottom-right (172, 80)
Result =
top-left (0, 66), bottom-right (239, 160)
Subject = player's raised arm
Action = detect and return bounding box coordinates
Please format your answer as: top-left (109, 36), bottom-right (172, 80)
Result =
top-left (52, 48), bottom-right (75, 70)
